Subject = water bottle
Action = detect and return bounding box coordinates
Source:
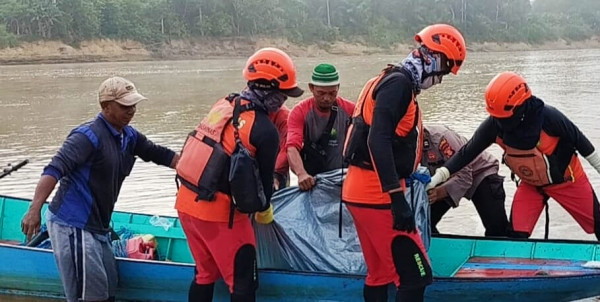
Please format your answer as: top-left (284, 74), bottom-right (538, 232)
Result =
top-left (150, 215), bottom-right (173, 231)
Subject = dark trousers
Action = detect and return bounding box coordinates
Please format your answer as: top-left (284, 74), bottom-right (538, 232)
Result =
top-left (430, 174), bottom-right (509, 237)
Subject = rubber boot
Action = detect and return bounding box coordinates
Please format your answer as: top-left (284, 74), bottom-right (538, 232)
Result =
top-left (395, 287), bottom-right (425, 302)
top-left (364, 284), bottom-right (388, 302)
top-left (189, 281), bottom-right (214, 302)
top-left (230, 292), bottom-right (256, 302)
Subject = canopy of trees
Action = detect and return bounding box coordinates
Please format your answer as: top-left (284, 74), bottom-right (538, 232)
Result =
top-left (0, 0), bottom-right (598, 48)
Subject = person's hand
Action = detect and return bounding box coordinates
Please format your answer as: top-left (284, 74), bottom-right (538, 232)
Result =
top-left (297, 172), bottom-right (316, 191)
top-left (255, 204), bottom-right (274, 224)
top-left (426, 167), bottom-right (450, 191)
top-left (427, 186), bottom-right (449, 204)
top-left (21, 206), bottom-right (42, 242)
top-left (273, 177), bottom-right (280, 191)
top-left (390, 191), bottom-right (416, 233)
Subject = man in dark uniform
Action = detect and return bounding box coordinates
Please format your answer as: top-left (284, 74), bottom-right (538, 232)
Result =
top-left (423, 124), bottom-right (509, 236)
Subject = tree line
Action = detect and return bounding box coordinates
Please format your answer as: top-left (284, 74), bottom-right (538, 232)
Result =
top-left (0, 0), bottom-right (598, 49)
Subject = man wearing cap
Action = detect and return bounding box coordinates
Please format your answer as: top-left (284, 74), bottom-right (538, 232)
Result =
top-left (287, 63), bottom-right (355, 191)
top-left (21, 76), bottom-right (179, 302)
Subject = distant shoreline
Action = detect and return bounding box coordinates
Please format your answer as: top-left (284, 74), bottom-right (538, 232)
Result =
top-left (1, 37), bottom-right (599, 66)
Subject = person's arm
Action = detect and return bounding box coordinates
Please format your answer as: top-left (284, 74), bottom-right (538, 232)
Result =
top-left (433, 131), bottom-right (473, 205)
top-left (21, 175), bottom-right (57, 241)
top-left (21, 131), bottom-right (94, 241)
top-left (546, 106), bottom-right (595, 157)
top-left (133, 130), bottom-right (177, 168)
top-left (251, 116), bottom-right (280, 203)
top-left (286, 102), bottom-right (316, 190)
top-left (428, 118), bottom-right (497, 190)
top-left (271, 107), bottom-right (290, 189)
top-left (369, 74), bottom-right (419, 233)
top-left (545, 106), bottom-right (599, 173)
top-left (445, 118), bottom-right (498, 174)
top-left (288, 146), bottom-right (315, 190)
top-left (368, 74), bottom-right (413, 192)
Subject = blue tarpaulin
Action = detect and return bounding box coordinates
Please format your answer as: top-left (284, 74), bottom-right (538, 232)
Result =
top-left (255, 167), bottom-right (430, 274)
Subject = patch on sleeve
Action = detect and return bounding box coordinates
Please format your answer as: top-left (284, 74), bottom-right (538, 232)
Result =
top-left (439, 137), bottom-right (455, 158)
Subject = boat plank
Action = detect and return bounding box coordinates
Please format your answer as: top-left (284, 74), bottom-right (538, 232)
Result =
top-left (455, 257), bottom-right (600, 278)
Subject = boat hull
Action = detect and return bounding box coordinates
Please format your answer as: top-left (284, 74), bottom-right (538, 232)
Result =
top-left (2, 242), bottom-right (600, 302)
top-left (2, 195), bottom-right (600, 301)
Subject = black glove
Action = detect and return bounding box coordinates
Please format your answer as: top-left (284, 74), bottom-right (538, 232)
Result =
top-left (390, 191), bottom-right (416, 233)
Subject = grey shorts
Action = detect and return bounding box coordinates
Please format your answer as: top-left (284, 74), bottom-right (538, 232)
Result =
top-left (47, 217), bottom-right (118, 302)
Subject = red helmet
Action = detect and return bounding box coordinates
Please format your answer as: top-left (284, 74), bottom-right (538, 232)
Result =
top-left (243, 47), bottom-right (304, 97)
top-left (415, 24), bottom-right (466, 74)
top-left (485, 72), bottom-right (532, 118)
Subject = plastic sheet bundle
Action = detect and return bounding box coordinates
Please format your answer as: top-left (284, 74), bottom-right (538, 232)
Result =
top-left (255, 167), bottom-right (431, 274)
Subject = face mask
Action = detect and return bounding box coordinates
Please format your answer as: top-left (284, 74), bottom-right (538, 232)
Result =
top-left (263, 91), bottom-right (288, 113)
top-left (401, 47), bottom-right (447, 93)
top-left (496, 104), bottom-right (526, 131)
top-left (420, 74), bottom-right (443, 90)
top-left (419, 49), bottom-right (445, 90)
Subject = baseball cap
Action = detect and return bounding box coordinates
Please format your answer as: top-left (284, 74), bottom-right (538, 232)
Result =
top-left (98, 77), bottom-right (148, 106)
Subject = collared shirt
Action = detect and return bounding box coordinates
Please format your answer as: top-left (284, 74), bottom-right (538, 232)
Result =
top-left (423, 125), bottom-right (500, 205)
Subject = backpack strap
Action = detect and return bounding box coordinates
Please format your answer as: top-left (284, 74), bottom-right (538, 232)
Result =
top-left (316, 105), bottom-right (338, 149)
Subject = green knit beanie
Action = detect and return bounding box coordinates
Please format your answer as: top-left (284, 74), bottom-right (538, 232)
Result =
top-left (310, 63), bottom-right (340, 86)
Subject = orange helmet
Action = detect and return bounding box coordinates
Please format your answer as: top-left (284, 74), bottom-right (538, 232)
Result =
top-left (415, 24), bottom-right (466, 75)
top-left (243, 47), bottom-right (304, 97)
top-left (485, 72), bottom-right (532, 118)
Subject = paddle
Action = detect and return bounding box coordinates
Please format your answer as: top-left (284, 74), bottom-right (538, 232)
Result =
top-left (0, 159), bottom-right (29, 179)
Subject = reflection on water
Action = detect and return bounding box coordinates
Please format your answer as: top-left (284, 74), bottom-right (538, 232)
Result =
top-left (2, 49), bottom-right (600, 242)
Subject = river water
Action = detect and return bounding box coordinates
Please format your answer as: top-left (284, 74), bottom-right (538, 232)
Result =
top-left (1, 49), bottom-right (600, 245)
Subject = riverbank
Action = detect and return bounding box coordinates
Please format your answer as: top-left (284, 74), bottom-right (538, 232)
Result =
top-left (1, 36), bottom-right (599, 65)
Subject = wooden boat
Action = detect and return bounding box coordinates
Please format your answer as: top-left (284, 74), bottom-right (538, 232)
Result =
top-left (1, 194), bottom-right (600, 301)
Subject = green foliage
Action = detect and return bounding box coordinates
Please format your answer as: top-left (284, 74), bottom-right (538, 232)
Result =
top-left (0, 26), bottom-right (17, 48)
top-left (367, 18), bottom-right (405, 48)
top-left (0, 0), bottom-right (597, 47)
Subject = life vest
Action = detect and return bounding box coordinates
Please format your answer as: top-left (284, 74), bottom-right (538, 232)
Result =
top-left (176, 95), bottom-right (238, 201)
top-left (342, 66), bottom-right (423, 205)
top-left (496, 131), bottom-right (583, 187)
top-left (175, 94), bottom-right (264, 223)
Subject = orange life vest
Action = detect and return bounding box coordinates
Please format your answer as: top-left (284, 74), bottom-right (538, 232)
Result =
top-left (496, 131), bottom-right (583, 187)
top-left (343, 67), bottom-right (423, 204)
top-left (175, 95), bottom-right (258, 223)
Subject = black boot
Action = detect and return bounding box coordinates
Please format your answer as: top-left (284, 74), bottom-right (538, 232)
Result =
top-left (231, 292), bottom-right (256, 302)
top-left (189, 281), bottom-right (214, 302)
top-left (395, 287), bottom-right (425, 302)
top-left (364, 284), bottom-right (388, 302)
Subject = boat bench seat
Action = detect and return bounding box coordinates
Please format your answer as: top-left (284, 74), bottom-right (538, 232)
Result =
top-left (455, 257), bottom-right (598, 278)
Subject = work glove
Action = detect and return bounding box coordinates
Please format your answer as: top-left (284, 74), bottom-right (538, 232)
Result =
top-left (426, 167), bottom-right (450, 191)
top-left (254, 203), bottom-right (274, 224)
top-left (390, 191), bottom-right (416, 233)
top-left (585, 151), bottom-right (600, 175)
